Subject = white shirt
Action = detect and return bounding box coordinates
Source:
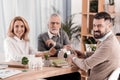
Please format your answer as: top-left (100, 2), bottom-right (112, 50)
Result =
top-left (48, 31), bottom-right (60, 46)
top-left (98, 30), bottom-right (112, 42)
top-left (4, 36), bottom-right (37, 62)
top-left (48, 30), bottom-right (60, 39)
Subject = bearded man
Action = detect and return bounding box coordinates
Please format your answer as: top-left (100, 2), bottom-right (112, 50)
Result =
top-left (68, 12), bottom-right (120, 80)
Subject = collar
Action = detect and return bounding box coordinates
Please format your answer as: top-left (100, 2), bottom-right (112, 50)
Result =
top-left (14, 36), bottom-right (23, 42)
top-left (48, 30), bottom-right (60, 39)
top-left (98, 30), bottom-right (112, 42)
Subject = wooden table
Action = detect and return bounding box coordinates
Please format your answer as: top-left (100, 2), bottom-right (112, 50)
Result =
top-left (3, 67), bottom-right (78, 80)
top-left (0, 59), bottom-right (79, 80)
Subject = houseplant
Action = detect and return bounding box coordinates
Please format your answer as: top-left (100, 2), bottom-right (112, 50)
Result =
top-left (52, 7), bottom-right (81, 41)
top-left (84, 37), bottom-right (97, 51)
top-left (43, 52), bottom-right (51, 67)
top-left (21, 57), bottom-right (29, 65)
top-left (108, 0), bottom-right (115, 13)
top-left (61, 13), bottom-right (81, 41)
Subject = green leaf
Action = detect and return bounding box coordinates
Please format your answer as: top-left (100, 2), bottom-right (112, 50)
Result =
top-left (21, 57), bottom-right (29, 65)
top-left (44, 53), bottom-right (49, 60)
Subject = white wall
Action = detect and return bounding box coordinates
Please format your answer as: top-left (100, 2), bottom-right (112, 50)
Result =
top-left (71, 0), bottom-right (82, 50)
top-left (112, 0), bottom-right (120, 34)
top-left (71, 0), bottom-right (82, 25)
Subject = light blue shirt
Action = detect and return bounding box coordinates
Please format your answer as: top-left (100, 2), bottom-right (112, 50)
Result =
top-left (98, 30), bottom-right (112, 42)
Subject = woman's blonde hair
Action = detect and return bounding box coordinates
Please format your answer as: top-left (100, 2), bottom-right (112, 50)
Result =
top-left (7, 16), bottom-right (30, 41)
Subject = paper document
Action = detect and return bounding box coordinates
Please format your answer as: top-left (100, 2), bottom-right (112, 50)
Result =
top-left (0, 69), bottom-right (22, 79)
top-left (0, 64), bottom-right (8, 70)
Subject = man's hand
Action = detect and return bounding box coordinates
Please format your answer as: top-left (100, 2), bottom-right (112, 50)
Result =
top-left (74, 50), bottom-right (85, 58)
top-left (45, 39), bottom-right (56, 48)
top-left (63, 44), bottom-right (72, 50)
top-left (69, 48), bottom-right (85, 59)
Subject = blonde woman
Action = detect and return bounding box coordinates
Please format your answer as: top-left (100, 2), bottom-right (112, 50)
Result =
top-left (4, 16), bottom-right (56, 62)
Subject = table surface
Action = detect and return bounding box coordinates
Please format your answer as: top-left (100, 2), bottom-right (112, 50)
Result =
top-left (0, 58), bottom-right (79, 80)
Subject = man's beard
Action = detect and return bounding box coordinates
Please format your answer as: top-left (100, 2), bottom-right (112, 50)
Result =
top-left (93, 30), bottom-right (106, 39)
top-left (50, 29), bottom-right (59, 35)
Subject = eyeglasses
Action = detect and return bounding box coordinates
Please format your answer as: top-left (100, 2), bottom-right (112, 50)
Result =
top-left (50, 22), bottom-right (60, 25)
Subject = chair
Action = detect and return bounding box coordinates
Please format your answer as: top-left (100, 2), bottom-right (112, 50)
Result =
top-left (108, 68), bottom-right (120, 80)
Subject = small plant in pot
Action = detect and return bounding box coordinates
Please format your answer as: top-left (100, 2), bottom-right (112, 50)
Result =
top-left (85, 37), bottom-right (97, 52)
top-left (44, 52), bottom-right (51, 67)
top-left (21, 57), bottom-right (29, 69)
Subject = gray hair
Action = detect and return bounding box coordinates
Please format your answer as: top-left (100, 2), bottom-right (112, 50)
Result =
top-left (48, 13), bottom-right (62, 23)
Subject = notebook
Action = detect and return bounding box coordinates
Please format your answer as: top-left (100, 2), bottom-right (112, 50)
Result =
top-left (52, 59), bottom-right (70, 68)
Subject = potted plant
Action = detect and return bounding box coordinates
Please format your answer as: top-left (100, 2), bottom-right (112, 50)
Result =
top-left (108, 0), bottom-right (115, 13)
top-left (84, 37), bottom-right (97, 52)
top-left (21, 57), bottom-right (29, 69)
top-left (61, 13), bottom-right (81, 41)
top-left (43, 52), bottom-right (51, 67)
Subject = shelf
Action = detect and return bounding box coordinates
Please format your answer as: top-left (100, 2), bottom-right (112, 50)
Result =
top-left (81, 12), bottom-right (97, 15)
top-left (81, 0), bottom-right (105, 52)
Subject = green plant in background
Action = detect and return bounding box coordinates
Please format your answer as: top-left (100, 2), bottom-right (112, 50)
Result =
top-left (52, 6), bottom-right (81, 40)
top-left (85, 37), bottom-right (97, 44)
top-left (85, 37), bottom-right (97, 51)
top-left (109, 0), bottom-right (115, 5)
top-left (61, 13), bottom-right (81, 40)
top-left (21, 57), bottom-right (29, 65)
top-left (90, 44), bottom-right (96, 51)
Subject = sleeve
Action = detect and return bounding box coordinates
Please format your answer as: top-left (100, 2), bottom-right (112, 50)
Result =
top-left (55, 30), bottom-right (70, 49)
top-left (38, 34), bottom-right (48, 51)
top-left (55, 43), bottom-right (63, 49)
top-left (4, 38), bottom-right (21, 62)
top-left (73, 43), bottom-right (110, 71)
top-left (29, 46), bottom-right (37, 54)
top-left (85, 51), bottom-right (94, 58)
top-left (63, 30), bottom-right (70, 45)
